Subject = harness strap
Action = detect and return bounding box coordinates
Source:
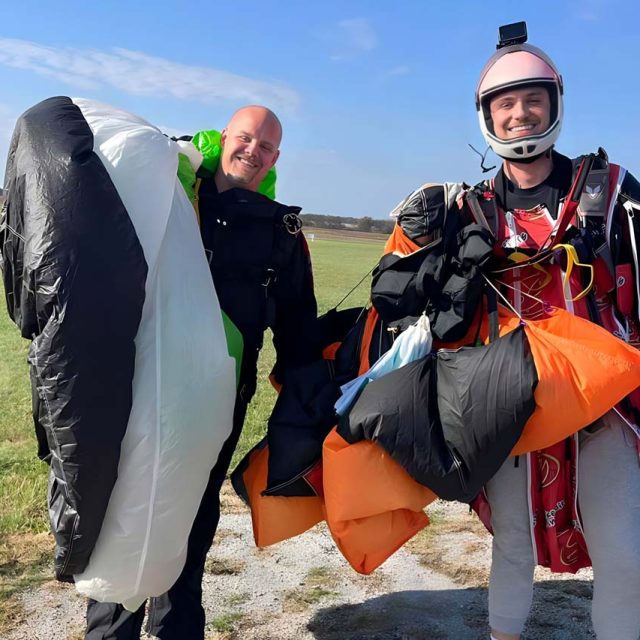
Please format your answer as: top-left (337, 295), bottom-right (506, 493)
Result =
top-left (192, 177), bottom-right (203, 227)
top-left (465, 189), bottom-right (496, 243)
top-left (540, 154), bottom-right (595, 252)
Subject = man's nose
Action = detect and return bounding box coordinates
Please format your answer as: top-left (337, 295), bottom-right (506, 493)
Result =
top-left (512, 99), bottom-right (529, 119)
top-left (245, 138), bottom-right (259, 155)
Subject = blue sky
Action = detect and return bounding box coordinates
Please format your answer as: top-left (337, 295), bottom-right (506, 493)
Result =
top-left (0, 0), bottom-right (638, 218)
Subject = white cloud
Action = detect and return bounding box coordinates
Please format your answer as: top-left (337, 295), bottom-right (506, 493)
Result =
top-left (338, 18), bottom-right (377, 52)
top-left (0, 103), bottom-right (19, 185)
top-left (385, 65), bottom-right (410, 77)
top-left (324, 17), bottom-right (378, 61)
top-left (572, 0), bottom-right (606, 21)
top-left (0, 38), bottom-right (301, 113)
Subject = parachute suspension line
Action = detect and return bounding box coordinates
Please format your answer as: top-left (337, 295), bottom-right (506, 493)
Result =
top-left (487, 273), bottom-right (568, 314)
top-left (481, 273), bottom-right (521, 318)
top-left (332, 260), bottom-right (378, 310)
top-left (468, 143), bottom-right (496, 173)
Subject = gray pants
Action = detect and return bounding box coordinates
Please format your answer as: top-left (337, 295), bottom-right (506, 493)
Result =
top-left (486, 412), bottom-right (640, 639)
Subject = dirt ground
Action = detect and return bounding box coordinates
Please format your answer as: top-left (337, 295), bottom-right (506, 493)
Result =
top-left (3, 483), bottom-right (597, 640)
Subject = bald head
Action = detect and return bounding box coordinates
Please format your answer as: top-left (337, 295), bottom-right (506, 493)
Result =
top-left (215, 105), bottom-right (282, 193)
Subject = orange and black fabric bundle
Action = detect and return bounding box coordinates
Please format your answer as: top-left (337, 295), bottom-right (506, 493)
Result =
top-left (232, 183), bottom-right (640, 575)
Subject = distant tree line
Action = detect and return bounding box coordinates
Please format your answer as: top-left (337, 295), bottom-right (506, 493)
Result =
top-left (300, 213), bottom-right (394, 234)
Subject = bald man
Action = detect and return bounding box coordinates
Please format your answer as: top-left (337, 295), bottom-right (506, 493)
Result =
top-left (85, 106), bottom-right (318, 640)
top-left (215, 105), bottom-right (281, 192)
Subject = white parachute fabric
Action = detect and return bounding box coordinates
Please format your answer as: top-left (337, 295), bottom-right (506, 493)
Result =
top-left (72, 99), bottom-right (236, 611)
top-left (335, 314), bottom-right (433, 415)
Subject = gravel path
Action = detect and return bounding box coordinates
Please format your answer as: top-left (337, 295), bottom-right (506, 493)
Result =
top-left (4, 487), bottom-right (597, 640)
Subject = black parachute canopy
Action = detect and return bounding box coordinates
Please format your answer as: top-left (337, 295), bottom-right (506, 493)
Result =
top-left (1, 97), bottom-right (147, 578)
top-left (338, 325), bottom-right (538, 502)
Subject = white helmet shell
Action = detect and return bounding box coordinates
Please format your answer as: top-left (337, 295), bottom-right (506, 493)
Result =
top-left (476, 44), bottom-right (563, 161)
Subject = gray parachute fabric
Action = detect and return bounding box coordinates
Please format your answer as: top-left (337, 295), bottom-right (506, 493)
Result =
top-left (0, 97), bottom-right (236, 610)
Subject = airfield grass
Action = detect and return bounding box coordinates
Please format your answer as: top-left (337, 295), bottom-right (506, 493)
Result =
top-left (0, 235), bottom-right (383, 631)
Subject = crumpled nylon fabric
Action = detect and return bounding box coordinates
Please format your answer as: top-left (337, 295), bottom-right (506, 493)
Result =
top-left (64, 99), bottom-right (235, 611)
top-left (335, 313), bottom-right (433, 415)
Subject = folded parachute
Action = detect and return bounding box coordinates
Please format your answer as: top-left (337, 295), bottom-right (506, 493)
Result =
top-left (233, 207), bottom-right (640, 576)
top-left (0, 97), bottom-right (236, 611)
top-left (338, 324), bottom-right (538, 502)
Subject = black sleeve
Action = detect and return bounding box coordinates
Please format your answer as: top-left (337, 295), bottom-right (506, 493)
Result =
top-left (271, 232), bottom-right (319, 380)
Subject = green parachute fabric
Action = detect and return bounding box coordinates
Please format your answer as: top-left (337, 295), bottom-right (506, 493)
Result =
top-left (192, 129), bottom-right (277, 200)
top-left (177, 152), bottom-right (197, 202)
top-left (222, 310), bottom-right (243, 388)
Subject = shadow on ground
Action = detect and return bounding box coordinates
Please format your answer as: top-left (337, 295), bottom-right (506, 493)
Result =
top-left (307, 579), bottom-right (595, 640)
top-left (308, 588), bottom-right (486, 640)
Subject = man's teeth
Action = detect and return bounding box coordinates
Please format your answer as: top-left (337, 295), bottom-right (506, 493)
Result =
top-left (509, 124), bottom-right (535, 132)
top-left (238, 158), bottom-right (257, 167)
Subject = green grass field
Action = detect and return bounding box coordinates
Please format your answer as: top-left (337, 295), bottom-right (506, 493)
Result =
top-left (0, 235), bottom-right (384, 630)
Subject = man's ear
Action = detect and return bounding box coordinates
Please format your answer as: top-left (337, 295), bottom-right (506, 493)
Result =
top-left (270, 149), bottom-right (280, 167)
top-left (220, 128), bottom-right (228, 147)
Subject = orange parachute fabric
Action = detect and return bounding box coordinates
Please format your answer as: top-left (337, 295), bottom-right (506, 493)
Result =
top-left (383, 223), bottom-right (420, 256)
top-left (323, 304), bottom-right (640, 573)
top-left (490, 307), bottom-right (640, 455)
top-left (322, 223), bottom-right (640, 573)
top-left (323, 430), bottom-right (435, 574)
top-left (322, 224), bottom-right (435, 573)
top-left (239, 220), bottom-right (640, 575)
top-left (239, 443), bottom-right (324, 547)
top-left (239, 340), bottom-right (345, 547)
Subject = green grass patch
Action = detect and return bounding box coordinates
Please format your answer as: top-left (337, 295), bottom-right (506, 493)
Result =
top-left (282, 564), bottom-right (340, 613)
top-left (205, 557), bottom-right (245, 575)
top-left (0, 531), bottom-right (53, 634)
top-left (235, 236), bottom-right (383, 463)
top-left (224, 591), bottom-right (250, 607)
top-left (208, 611), bottom-right (244, 633)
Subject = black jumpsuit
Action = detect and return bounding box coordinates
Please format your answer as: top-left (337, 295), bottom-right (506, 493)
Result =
top-left (85, 181), bottom-right (318, 640)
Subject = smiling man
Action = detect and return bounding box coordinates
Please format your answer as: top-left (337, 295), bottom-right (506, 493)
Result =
top-left (215, 105), bottom-right (281, 192)
top-left (85, 105), bottom-right (319, 640)
top-left (468, 26), bottom-right (640, 640)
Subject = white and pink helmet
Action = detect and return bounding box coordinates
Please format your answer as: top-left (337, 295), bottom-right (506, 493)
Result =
top-left (476, 43), bottom-right (563, 161)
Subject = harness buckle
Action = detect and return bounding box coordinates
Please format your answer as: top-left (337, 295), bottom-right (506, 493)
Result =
top-left (283, 212), bottom-right (302, 235)
top-left (262, 268), bottom-right (276, 287)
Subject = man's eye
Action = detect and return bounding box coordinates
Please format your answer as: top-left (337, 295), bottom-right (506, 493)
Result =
top-left (261, 144), bottom-right (273, 152)
top-left (240, 135), bottom-right (251, 142)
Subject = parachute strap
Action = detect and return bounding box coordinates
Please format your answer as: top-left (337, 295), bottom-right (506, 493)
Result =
top-left (333, 262), bottom-right (378, 310)
top-left (465, 188), bottom-right (496, 242)
top-left (193, 177), bottom-right (202, 227)
top-left (554, 243), bottom-right (595, 302)
top-left (482, 273), bottom-right (522, 318)
top-left (540, 153), bottom-right (596, 252)
top-left (622, 198), bottom-right (640, 317)
top-left (507, 251), bottom-right (552, 291)
top-left (496, 245), bottom-right (593, 302)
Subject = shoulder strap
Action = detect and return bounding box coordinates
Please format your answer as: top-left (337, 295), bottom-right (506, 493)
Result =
top-left (464, 188), bottom-right (497, 243)
top-left (193, 177), bottom-right (202, 227)
top-left (539, 153), bottom-right (595, 252)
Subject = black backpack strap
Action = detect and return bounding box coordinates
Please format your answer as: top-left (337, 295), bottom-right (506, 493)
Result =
top-left (485, 285), bottom-right (499, 344)
top-left (465, 188), bottom-right (497, 244)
